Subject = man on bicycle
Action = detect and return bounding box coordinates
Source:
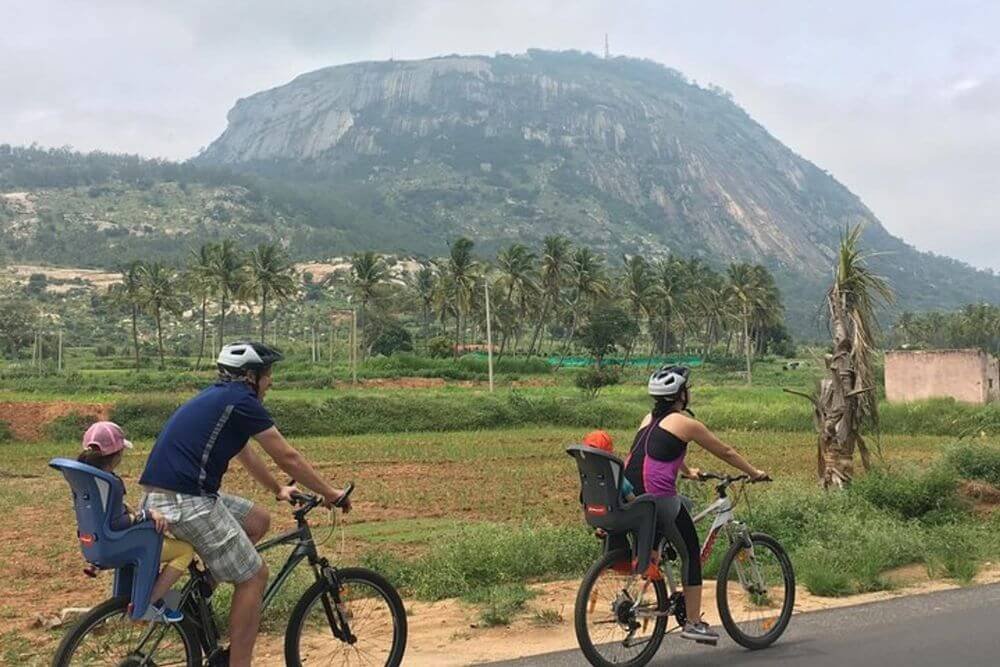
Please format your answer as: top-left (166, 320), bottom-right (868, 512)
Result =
top-left (139, 341), bottom-right (350, 667)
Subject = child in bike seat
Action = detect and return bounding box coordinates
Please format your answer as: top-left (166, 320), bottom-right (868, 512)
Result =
top-left (582, 430), bottom-right (636, 502)
top-left (77, 421), bottom-right (193, 623)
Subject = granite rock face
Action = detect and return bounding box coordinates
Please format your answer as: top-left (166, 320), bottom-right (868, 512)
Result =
top-left (200, 50), bottom-right (1000, 323)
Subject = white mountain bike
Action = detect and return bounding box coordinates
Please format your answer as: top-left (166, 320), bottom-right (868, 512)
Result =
top-left (574, 473), bottom-right (795, 667)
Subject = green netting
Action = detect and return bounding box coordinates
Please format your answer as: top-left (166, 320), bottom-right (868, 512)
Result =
top-left (465, 353), bottom-right (702, 367)
top-left (546, 355), bottom-right (704, 367)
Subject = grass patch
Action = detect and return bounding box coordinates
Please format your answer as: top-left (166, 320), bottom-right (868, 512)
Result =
top-left (362, 523), bottom-right (599, 600)
top-left (464, 583), bottom-right (536, 627)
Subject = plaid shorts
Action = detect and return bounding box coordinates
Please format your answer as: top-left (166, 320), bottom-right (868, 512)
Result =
top-left (142, 491), bottom-right (263, 584)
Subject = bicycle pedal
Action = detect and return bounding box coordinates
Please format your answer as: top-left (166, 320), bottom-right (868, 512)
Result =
top-left (695, 639), bottom-right (718, 646)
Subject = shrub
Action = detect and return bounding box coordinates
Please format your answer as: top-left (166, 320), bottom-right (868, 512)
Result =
top-left (923, 523), bottom-right (981, 583)
top-left (371, 323), bottom-right (413, 357)
top-left (45, 411), bottom-right (102, 442)
top-left (426, 336), bottom-right (452, 359)
top-left (574, 366), bottom-right (621, 398)
top-left (0, 420), bottom-right (12, 443)
top-left (110, 397), bottom-right (184, 439)
top-left (850, 465), bottom-right (961, 520)
top-left (945, 442), bottom-right (1000, 486)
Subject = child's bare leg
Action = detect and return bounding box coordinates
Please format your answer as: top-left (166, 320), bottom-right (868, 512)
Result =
top-left (150, 566), bottom-right (184, 603)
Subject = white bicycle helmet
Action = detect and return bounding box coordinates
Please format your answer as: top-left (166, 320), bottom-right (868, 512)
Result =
top-left (647, 365), bottom-right (690, 397)
top-left (217, 341), bottom-right (284, 373)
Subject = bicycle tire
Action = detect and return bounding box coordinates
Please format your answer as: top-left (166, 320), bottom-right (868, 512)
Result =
top-left (716, 532), bottom-right (795, 650)
top-left (573, 549), bottom-right (669, 667)
top-left (284, 567), bottom-right (408, 667)
top-left (51, 596), bottom-right (202, 667)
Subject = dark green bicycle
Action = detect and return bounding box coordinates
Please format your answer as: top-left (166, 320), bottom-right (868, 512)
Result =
top-left (52, 483), bottom-right (408, 666)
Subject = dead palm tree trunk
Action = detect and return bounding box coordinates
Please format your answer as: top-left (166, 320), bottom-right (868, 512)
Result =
top-left (786, 225), bottom-right (892, 489)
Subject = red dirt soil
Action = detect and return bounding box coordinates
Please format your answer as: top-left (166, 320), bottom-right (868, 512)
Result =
top-left (0, 401), bottom-right (111, 441)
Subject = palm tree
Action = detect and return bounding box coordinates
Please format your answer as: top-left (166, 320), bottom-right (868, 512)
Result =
top-left (186, 243), bottom-right (216, 369)
top-left (110, 260), bottom-right (145, 370)
top-left (207, 240), bottom-right (245, 344)
top-left (247, 242), bottom-right (298, 343)
top-left (528, 235), bottom-right (571, 356)
top-left (447, 237), bottom-right (479, 356)
top-left (725, 263), bottom-right (768, 384)
top-left (558, 247), bottom-right (608, 365)
top-left (790, 226), bottom-right (894, 489)
top-left (138, 262), bottom-right (181, 369)
top-left (412, 265), bottom-right (436, 342)
top-left (349, 251), bottom-right (388, 357)
top-left (652, 256), bottom-right (686, 356)
top-left (621, 254), bottom-right (655, 362)
top-left (495, 243), bottom-right (539, 355)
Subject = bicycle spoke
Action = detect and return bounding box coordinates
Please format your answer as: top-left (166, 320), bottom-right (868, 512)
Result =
top-left (722, 540), bottom-right (789, 639)
top-left (296, 579), bottom-right (398, 666)
top-left (582, 562), bottom-right (664, 665)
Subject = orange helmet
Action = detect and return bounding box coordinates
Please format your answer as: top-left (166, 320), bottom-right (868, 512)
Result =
top-left (582, 430), bottom-right (614, 453)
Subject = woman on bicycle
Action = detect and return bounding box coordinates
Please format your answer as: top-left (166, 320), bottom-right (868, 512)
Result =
top-left (624, 365), bottom-right (768, 644)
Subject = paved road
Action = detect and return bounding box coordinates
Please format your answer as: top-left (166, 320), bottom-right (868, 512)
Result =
top-left (488, 583), bottom-right (1000, 666)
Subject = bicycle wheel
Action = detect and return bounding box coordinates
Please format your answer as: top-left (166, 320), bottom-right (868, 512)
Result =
top-left (284, 567), bottom-right (407, 667)
top-left (715, 532), bottom-right (795, 649)
top-left (573, 549), bottom-right (669, 667)
top-left (51, 596), bottom-right (202, 667)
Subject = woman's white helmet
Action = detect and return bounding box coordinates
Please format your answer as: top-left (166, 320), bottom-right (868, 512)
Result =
top-left (647, 365), bottom-right (690, 397)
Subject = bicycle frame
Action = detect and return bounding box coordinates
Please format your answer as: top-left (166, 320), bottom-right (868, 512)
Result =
top-left (692, 494), bottom-right (736, 564)
top-left (173, 506), bottom-right (347, 658)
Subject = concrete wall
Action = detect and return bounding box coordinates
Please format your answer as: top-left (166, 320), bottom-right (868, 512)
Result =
top-left (885, 349), bottom-right (996, 405)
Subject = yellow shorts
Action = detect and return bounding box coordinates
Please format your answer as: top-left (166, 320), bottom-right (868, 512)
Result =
top-left (161, 537), bottom-right (194, 572)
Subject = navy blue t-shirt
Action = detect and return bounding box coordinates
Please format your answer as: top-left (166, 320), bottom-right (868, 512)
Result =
top-left (139, 381), bottom-right (275, 496)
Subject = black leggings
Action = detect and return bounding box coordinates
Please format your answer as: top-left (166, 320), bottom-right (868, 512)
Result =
top-left (655, 496), bottom-right (702, 586)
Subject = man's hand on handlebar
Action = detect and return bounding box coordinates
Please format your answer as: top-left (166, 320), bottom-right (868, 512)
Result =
top-left (323, 488), bottom-right (352, 513)
top-left (275, 484), bottom-right (299, 503)
top-left (750, 469), bottom-right (771, 482)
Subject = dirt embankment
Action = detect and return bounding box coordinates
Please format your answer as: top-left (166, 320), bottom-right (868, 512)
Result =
top-left (0, 401), bottom-right (110, 441)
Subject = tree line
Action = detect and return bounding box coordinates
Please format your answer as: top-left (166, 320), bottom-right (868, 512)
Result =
top-left (4, 233), bottom-right (792, 381)
top-left (890, 304), bottom-right (1000, 356)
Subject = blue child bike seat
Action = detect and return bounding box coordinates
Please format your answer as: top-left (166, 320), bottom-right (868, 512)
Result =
top-left (50, 457), bottom-right (163, 619)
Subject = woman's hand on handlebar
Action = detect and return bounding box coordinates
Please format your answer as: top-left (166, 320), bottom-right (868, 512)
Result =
top-left (750, 469), bottom-right (771, 482)
top-left (681, 466), bottom-right (702, 480)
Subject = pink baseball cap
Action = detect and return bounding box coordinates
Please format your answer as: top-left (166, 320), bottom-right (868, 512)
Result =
top-left (81, 421), bottom-right (133, 455)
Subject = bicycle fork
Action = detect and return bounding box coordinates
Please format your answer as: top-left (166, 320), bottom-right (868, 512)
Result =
top-left (318, 561), bottom-right (357, 645)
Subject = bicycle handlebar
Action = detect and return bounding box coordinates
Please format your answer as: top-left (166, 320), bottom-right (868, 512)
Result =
top-left (287, 481), bottom-right (355, 512)
top-left (696, 472), bottom-right (772, 485)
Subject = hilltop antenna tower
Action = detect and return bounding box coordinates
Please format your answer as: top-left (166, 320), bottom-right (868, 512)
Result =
top-left (604, 33), bottom-right (610, 59)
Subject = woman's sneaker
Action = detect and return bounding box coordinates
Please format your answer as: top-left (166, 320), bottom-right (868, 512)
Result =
top-left (681, 621), bottom-right (718, 644)
top-left (150, 599), bottom-right (184, 623)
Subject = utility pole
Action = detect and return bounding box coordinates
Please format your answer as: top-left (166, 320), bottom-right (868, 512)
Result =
top-left (351, 308), bottom-right (358, 387)
top-left (58, 330), bottom-right (63, 373)
top-left (604, 33), bottom-right (610, 59)
top-left (484, 281), bottom-right (494, 392)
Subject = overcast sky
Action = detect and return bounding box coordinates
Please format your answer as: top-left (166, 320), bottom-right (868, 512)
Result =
top-left (4, 1), bottom-right (998, 270)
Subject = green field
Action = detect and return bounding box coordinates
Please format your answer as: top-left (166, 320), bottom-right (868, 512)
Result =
top-left (3, 356), bottom-right (1000, 663)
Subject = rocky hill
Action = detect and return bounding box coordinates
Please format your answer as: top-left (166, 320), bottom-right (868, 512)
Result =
top-left (3, 51), bottom-right (998, 333)
top-left (197, 50), bottom-right (1000, 324)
